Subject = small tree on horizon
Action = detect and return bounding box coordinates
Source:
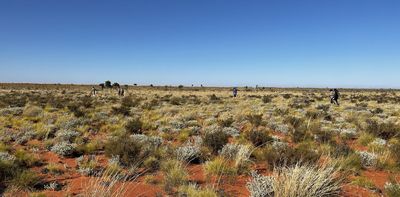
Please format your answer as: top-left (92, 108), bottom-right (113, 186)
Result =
top-left (112, 82), bottom-right (120, 88)
top-left (105, 81), bottom-right (112, 88)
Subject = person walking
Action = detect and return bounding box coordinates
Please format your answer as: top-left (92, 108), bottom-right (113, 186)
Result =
top-left (233, 87), bottom-right (238, 97)
top-left (91, 86), bottom-right (96, 96)
top-left (330, 88), bottom-right (340, 105)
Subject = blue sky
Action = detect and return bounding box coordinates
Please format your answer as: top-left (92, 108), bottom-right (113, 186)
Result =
top-left (0, 0), bottom-right (399, 88)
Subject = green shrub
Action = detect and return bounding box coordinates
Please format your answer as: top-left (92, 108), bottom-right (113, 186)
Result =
top-left (352, 176), bottom-right (376, 190)
top-left (289, 125), bottom-right (309, 143)
top-left (385, 181), bottom-right (400, 197)
top-left (209, 94), bottom-right (220, 102)
top-left (125, 118), bottom-right (143, 134)
top-left (143, 156), bottom-right (160, 172)
top-left (263, 144), bottom-right (320, 168)
top-left (14, 149), bottom-right (40, 167)
top-left (67, 103), bottom-right (85, 117)
top-left (111, 105), bottom-right (130, 116)
top-left (23, 105), bottom-right (43, 118)
top-left (161, 160), bottom-right (188, 192)
top-left (218, 117), bottom-right (234, 127)
top-left (311, 128), bottom-right (333, 144)
top-left (246, 114), bottom-right (263, 127)
top-left (105, 134), bottom-right (143, 166)
top-left (261, 95), bottom-right (272, 103)
top-left (282, 94), bottom-right (291, 99)
top-left (204, 157), bottom-right (237, 179)
top-left (389, 139), bottom-right (400, 165)
top-left (284, 116), bottom-right (304, 129)
top-left (365, 119), bottom-right (400, 140)
top-left (357, 132), bottom-right (375, 146)
top-left (248, 130), bottom-right (272, 147)
top-left (178, 185), bottom-right (218, 197)
top-left (203, 131), bottom-right (229, 154)
top-left (338, 153), bottom-right (363, 173)
top-left (170, 96), bottom-right (182, 105)
top-left (10, 170), bottom-right (40, 189)
top-left (121, 96), bottom-right (139, 108)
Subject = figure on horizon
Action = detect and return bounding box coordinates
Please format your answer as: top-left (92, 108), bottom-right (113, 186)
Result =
top-left (233, 87), bottom-right (238, 97)
top-left (330, 88), bottom-right (340, 105)
top-left (91, 86), bottom-right (97, 96)
top-left (118, 88), bottom-right (125, 96)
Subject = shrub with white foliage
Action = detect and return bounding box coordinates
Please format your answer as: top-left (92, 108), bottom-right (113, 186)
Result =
top-left (44, 182), bottom-right (62, 191)
top-left (246, 171), bottom-right (274, 197)
top-left (59, 118), bottom-right (86, 130)
top-left (372, 138), bottom-right (387, 146)
top-left (130, 134), bottom-right (163, 147)
top-left (357, 151), bottom-right (378, 167)
top-left (56, 129), bottom-right (80, 142)
top-left (0, 152), bottom-right (16, 162)
top-left (223, 127), bottom-right (240, 137)
top-left (385, 182), bottom-right (400, 197)
top-left (219, 143), bottom-right (251, 168)
top-left (0, 107), bottom-right (23, 116)
top-left (340, 128), bottom-right (357, 139)
top-left (271, 141), bottom-right (288, 150)
top-left (176, 145), bottom-right (201, 162)
top-left (51, 142), bottom-right (77, 156)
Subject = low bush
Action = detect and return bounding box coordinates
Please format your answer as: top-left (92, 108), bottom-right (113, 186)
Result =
top-left (246, 114), bottom-right (263, 127)
top-left (161, 160), bottom-right (188, 192)
top-left (105, 134), bottom-right (143, 166)
top-left (204, 157), bottom-right (237, 181)
top-left (385, 181), bottom-right (400, 197)
top-left (23, 105), bottom-right (43, 118)
top-left (203, 131), bottom-right (229, 154)
top-left (51, 142), bottom-right (77, 157)
top-left (218, 117), bottom-right (234, 128)
top-left (219, 144), bottom-right (251, 173)
top-left (247, 163), bottom-right (343, 197)
top-left (125, 118), bottom-right (143, 134)
top-left (365, 119), bottom-right (400, 140)
top-left (176, 145), bottom-right (201, 163)
top-left (247, 130), bottom-right (272, 147)
top-left (10, 170), bottom-right (41, 189)
top-left (352, 176), bottom-right (376, 190)
top-left (178, 184), bottom-right (218, 197)
top-left (357, 151), bottom-right (377, 168)
top-left (261, 95), bottom-right (272, 103)
top-left (143, 156), bottom-right (160, 172)
top-left (263, 144), bottom-right (320, 168)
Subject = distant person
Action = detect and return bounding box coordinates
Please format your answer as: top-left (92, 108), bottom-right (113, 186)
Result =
top-left (330, 88), bottom-right (340, 105)
top-left (91, 86), bottom-right (96, 96)
top-left (117, 88), bottom-right (125, 96)
top-left (233, 87), bottom-right (238, 97)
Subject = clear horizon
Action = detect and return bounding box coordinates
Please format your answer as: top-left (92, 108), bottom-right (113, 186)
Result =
top-left (1, 0), bottom-right (399, 88)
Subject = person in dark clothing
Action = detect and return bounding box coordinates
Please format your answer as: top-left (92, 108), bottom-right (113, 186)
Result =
top-left (233, 87), bottom-right (238, 97)
top-left (330, 89), bottom-right (340, 105)
top-left (91, 86), bottom-right (96, 96)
